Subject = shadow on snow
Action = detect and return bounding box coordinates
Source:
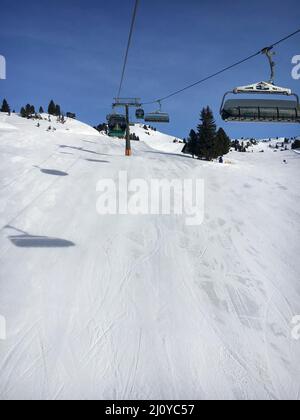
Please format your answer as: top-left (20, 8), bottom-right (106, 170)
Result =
top-left (5, 226), bottom-right (75, 249)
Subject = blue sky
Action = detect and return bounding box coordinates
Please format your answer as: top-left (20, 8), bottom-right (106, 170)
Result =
top-left (0, 0), bottom-right (300, 139)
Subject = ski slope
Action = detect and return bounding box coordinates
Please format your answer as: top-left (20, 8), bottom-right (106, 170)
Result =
top-left (0, 112), bottom-right (300, 400)
top-left (131, 124), bottom-right (184, 154)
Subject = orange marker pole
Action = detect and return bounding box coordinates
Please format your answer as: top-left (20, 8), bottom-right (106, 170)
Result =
top-left (125, 105), bottom-right (131, 156)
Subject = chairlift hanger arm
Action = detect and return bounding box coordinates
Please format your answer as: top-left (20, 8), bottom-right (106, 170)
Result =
top-left (230, 47), bottom-right (292, 96)
top-left (261, 47), bottom-right (276, 84)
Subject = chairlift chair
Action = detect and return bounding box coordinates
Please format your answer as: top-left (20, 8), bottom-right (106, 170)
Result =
top-left (144, 101), bottom-right (170, 123)
top-left (220, 47), bottom-right (300, 123)
top-left (135, 108), bottom-right (145, 120)
top-left (107, 113), bottom-right (127, 138)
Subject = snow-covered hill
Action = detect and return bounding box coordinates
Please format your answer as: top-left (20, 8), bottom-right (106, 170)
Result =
top-left (0, 112), bottom-right (300, 400)
top-left (131, 124), bottom-right (184, 154)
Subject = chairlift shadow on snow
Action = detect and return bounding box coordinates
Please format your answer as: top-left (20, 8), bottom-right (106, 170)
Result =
top-left (59, 145), bottom-right (101, 156)
top-left (144, 150), bottom-right (194, 159)
top-left (5, 226), bottom-right (75, 249)
top-left (85, 159), bottom-right (110, 164)
top-left (82, 140), bottom-right (97, 145)
top-left (33, 165), bottom-right (69, 177)
top-left (60, 151), bottom-right (74, 156)
top-left (58, 145), bottom-right (112, 157)
top-left (41, 168), bottom-right (69, 177)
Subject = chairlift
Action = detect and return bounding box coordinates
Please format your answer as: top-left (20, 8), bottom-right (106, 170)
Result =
top-left (144, 101), bottom-right (170, 123)
top-left (220, 47), bottom-right (300, 123)
top-left (135, 108), bottom-right (145, 120)
top-left (107, 113), bottom-right (127, 138)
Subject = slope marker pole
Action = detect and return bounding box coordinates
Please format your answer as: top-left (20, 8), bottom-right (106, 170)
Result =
top-left (125, 105), bottom-right (131, 156)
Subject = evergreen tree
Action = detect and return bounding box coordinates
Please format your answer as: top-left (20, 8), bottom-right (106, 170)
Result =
top-left (55, 104), bottom-right (61, 116)
top-left (20, 107), bottom-right (27, 118)
top-left (48, 100), bottom-right (56, 115)
top-left (39, 106), bottom-right (44, 114)
top-left (182, 129), bottom-right (199, 158)
top-left (197, 107), bottom-right (217, 160)
top-left (216, 127), bottom-right (231, 156)
top-left (189, 129), bottom-right (199, 158)
top-left (183, 107), bottom-right (233, 161)
top-left (292, 139), bottom-right (300, 150)
top-left (25, 104), bottom-right (32, 117)
top-left (1, 99), bottom-right (10, 113)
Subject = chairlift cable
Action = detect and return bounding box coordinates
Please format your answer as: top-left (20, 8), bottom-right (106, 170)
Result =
top-left (141, 28), bottom-right (300, 106)
top-left (117, 0), bottom-right (140, 99)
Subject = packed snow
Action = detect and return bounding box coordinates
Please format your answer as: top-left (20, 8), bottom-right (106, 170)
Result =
top-left (0, 112), bottom-right (300, 400)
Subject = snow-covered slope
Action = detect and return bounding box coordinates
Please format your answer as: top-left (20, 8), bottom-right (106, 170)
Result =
top-left (0, 112), bottom-right (300, 400)
top-left (131, 124), bottom-right (184, 154)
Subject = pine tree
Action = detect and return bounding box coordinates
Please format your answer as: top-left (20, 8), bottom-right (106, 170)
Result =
top-left (39, 106), bottom-right (44, 114)
top-left (25, 104), bottom-right (32, 117)
top-left (189, 129), bottom-right (199, 158)
top-left (184, 107), bottom-right (232, 161)
top-left (182, 129), bottom-right (199, 158)
top-left (197, 107), bottom-right (217, 160)
top-left (48, 100), bottom-right (56, 115)
top-left (1, 99), bottom-right (10, 113)
top-left (20, 107), bottom-right (27, 118)
top-left (55, 104), bottom-right (61, 116)
top-left (292, 139), bottom-right (300, 150)
top-left (216, 127), bottom-right (231, 156)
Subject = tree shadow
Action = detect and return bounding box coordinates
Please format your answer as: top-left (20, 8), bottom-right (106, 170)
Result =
top-left (5, 226), bottom-right (75, 248)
